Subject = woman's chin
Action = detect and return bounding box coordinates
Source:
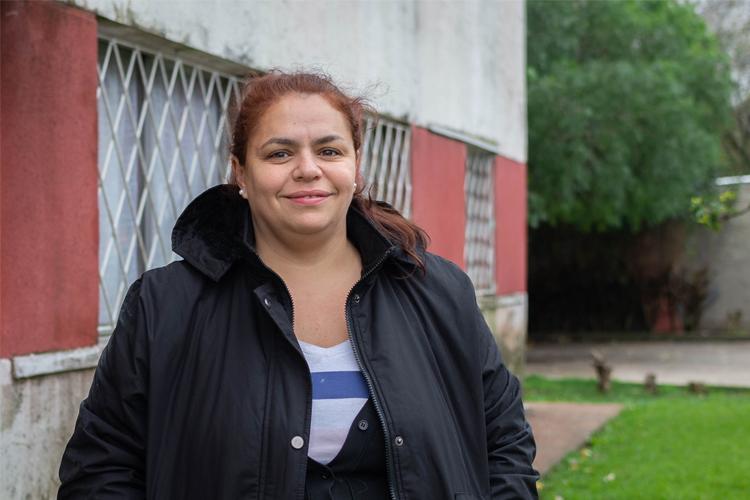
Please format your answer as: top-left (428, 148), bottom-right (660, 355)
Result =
top-left (283, 217), bottom-right (339, 238)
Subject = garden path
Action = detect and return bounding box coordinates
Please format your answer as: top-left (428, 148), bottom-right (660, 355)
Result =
top-left (526, 340), bottom-right (750, 388)
top-left (525, 402), bottom-right (622, 475)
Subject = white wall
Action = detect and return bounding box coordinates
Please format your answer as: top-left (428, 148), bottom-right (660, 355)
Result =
top-left (686, 183), bottom-right (750, 332)
top-left (1, 361), bottom-right (94, 499)
top-left (66, 0), bottom-right (527, 163)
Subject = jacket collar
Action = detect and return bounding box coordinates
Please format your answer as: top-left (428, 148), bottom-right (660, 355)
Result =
top-left (172, 184), bottom-right (413, 281)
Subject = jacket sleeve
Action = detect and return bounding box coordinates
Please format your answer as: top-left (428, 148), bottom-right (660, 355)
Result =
top-left (58, 279), bottom-right (148, 499)
top-left (472, 286), bottom-right (539, 498)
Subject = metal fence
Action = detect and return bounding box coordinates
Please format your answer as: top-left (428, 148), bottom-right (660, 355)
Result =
top-left (464, 147), bottom-right (496, 295)
top-left (360, 116), bottom-right (413, 217)
top-left (96, 36), bottom-right (241, 334)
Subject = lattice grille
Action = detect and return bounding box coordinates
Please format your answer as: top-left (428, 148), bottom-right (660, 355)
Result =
top-left (360, 116), bottom-right (412, 217)
top-left (465, 148), bottom-right (496, 295)
top-left (97, 36), bottom-right (241, 333)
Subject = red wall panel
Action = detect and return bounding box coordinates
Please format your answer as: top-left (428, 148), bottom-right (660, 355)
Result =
top-left (1, 1), bottom-right (99, 356)
top-left (410, 127), bottom-right (467, 268)
top-left (494, 157), bottom-right (527, 294)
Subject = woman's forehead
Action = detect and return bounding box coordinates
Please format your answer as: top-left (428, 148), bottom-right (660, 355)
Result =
top-left (253, 93), bottom-right (351, 142)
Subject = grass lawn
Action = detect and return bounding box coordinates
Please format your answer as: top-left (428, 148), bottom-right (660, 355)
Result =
top-left (523, 376), bottom-right (750, 499)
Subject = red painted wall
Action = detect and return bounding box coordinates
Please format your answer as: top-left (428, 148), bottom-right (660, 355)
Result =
top-left (494, 157), bottom-right (527, 294)
top-left (410, 127), bottom-right (467, 268)
top-left (1, 1), bottom-right (99, 357)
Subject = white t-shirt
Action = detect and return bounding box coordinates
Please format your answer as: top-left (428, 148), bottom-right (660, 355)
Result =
top-left (298, 339), bottom-right (369, 464)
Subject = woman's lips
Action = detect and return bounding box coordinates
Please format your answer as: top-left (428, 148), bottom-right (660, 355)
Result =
top-left (284, 191), bottom-right (332, 206)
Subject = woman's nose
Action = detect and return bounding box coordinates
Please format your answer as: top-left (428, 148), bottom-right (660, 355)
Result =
top-left (293, 150), bottom-right (322, 181)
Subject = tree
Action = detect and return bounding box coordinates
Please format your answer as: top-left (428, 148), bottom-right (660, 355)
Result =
top-left (527, 0), bottom-right (734, 232)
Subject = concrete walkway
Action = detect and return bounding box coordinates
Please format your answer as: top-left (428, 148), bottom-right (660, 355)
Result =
top-left (526, 402), bottom-right (623, 475)
top-left (526, 340), bottom-right (750, 388)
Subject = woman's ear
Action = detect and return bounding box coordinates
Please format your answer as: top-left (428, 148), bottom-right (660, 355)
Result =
top-left (230, 155), bottom-right (250, 199)
top-left (230, 154), bottom-right (245, 189)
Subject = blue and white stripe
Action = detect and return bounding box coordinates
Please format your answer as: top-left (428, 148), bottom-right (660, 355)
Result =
top-left (299, 339), bottom-right (369, 464)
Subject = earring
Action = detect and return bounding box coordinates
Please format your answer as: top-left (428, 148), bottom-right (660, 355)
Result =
top-left (353, 182), bottom-right (358, 190)
top-left (239, 188), bottom-right (246, 198)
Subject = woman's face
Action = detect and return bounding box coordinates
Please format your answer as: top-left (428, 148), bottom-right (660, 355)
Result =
top-left (233, 93), bottom-right (358, 243)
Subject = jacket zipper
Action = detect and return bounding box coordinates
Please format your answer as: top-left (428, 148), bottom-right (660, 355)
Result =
top-left (252, 246), bottom-right (398, 500)
top-left (344, 247), bottom-right (399, 500)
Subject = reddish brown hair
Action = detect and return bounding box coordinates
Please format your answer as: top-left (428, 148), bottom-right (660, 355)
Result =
top-left (229, 71), bottom-right (428, 270)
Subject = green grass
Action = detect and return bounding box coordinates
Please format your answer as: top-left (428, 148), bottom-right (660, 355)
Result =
top-left (523, 376), bottom-right (750, 499)
top-left (522, 375), bottom-right (750, 404)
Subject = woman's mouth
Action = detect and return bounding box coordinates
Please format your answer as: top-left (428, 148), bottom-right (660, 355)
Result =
top-left (284, 191), bottom-right (332, 206)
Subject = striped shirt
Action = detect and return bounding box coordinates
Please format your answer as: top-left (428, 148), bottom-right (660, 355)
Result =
top-left (299, 339), bottom-right (369, 464)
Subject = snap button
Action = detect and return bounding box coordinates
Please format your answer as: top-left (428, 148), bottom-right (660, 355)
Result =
top-left (263, 297), bottom-right (271, 308)
top-left (394, 435), bottom-right (404, 447)
top-left (290, 435), bottom-right (304, 449)
top-left (352, 294), bottom-right (361, 304)
top-left (321, 473), bottom-right (329, 480)
top-left (358, 419), bottom-right (369, 431)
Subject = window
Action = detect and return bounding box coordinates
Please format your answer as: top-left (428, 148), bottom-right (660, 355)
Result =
top-left (360, 116), bottom-right (413, 217)
top-left (464, 147), bottom-right (496, 295)
top-left (96, 36), bottom-right (241, 334)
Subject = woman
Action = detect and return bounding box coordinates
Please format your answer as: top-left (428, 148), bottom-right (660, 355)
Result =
top-left (59, 72), bottom-right (538, 499)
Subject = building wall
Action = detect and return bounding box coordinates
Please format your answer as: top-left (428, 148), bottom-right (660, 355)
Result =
top-left (2, 1), bottom-right (528, 497)
top-left (411, 127), bottom-right (468, 267)
top-left (685, 183), bottom-right (750, 332)
top-left (0, 361), bottom-right (94, 499)
top-left (495, 156), bottom-right (527, 295)
top-left (65, 0), bottom-right (527, 163)
top-left (0, 0), bottom-right (99, 358)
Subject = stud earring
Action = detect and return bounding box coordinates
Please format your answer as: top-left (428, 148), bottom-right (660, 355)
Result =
top-left (239, 188), bottom-right (246, 198)
top-left (353, 182), bottom-right (358, 190)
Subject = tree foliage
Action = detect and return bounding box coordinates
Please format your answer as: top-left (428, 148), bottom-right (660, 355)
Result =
top-left (527, 0), bottom-right (734, 231)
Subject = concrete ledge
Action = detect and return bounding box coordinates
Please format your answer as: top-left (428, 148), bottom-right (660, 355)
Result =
top-left (479, 291), bottom-right (526, 310)
top-left (11, 340), bottom-right (106, 379)
top-left (480, 292), bottom-right (528, 375)
top-left (427, 123), bottom-right (500, 155)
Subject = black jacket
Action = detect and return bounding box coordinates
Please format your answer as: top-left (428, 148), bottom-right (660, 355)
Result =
top-left (59, 185), bottom-right (538, 499)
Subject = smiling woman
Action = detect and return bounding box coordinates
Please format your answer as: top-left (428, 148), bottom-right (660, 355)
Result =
top-left (58, 71), bottom-right (538, 499)
top-left (233, 93), bottom-right (359, 246)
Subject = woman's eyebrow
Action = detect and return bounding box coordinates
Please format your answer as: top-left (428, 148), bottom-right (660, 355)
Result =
top-left (312, 134), bottom-right (346, 145)
top-left (259, 134), bottom-right (345, 149)
top-left (260, 137), bottom-right (296, 148)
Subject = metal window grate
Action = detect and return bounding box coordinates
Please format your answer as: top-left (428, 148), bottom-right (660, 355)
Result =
top-left (96, 36), bottom-right (241, 334)
top-left (465, 148), bottom-right (496, 295)
top-left (360, 116), bottom-right (412, 217)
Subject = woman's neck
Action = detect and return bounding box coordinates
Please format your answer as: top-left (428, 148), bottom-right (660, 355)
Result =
top-left (254, 225), bottom-right (359, 279)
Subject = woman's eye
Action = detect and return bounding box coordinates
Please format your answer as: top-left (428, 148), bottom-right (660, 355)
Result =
top-left (268, 151), bottom-right (290, 159)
